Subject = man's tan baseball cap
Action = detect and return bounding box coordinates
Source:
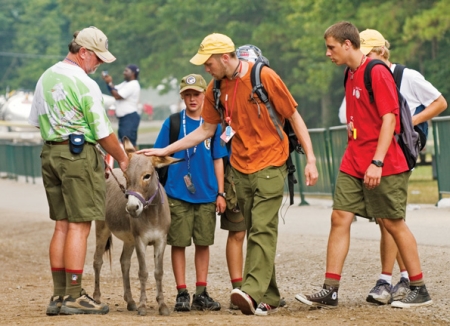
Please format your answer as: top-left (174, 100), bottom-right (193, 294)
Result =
top-left (179, 74), bottom-right (207, 93)
top-left (190, 33), bottom-right (235, 65)
top-left (75, 26), bottom-right (116, 63)
top-left (359, 29), bottom-right (386, 55)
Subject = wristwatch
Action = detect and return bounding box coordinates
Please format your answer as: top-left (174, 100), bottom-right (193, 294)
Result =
top-left (371, 160), bottom-right (384, 167)
top-left (217, 192), bottom-right (226, 199)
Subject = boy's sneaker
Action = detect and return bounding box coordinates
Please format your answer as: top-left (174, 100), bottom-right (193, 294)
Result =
top-left (174, 290), bottom-right (191, 312)
top-left (255, 302), bottom-right (277, 316)
top-left (59, 289), bottom-right (109, 315)
top-left (191, 289), bottom-right (221, 311)
top-left (366, 279), bottom-right (392, 305)
top-left (46, 295), bottom-right (63, 316)
top-left (391, 284), bottom-right (433, 308)
top-left (295, 284), bottom-right (338, 308)
top-left (391, 277), bottom-right (410, 301)
top-left (230, 288), bottom-right (256, 315)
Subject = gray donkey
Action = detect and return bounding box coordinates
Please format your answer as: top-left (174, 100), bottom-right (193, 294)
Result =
top-left (93, 137), bottom-right (180, 316)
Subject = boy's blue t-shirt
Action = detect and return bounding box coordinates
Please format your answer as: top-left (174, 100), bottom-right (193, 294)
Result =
top-left (154, 110), bottom-right (227, 204)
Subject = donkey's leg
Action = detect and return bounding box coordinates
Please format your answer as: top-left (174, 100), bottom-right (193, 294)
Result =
top-left (154, 236), bottom-right (170, 316)
top-left (120, 242), bottom-right (137, 311)
top-left (134, 238), bottom-right (149, 316)
top-left (93, 220), bottom-right (111, 303)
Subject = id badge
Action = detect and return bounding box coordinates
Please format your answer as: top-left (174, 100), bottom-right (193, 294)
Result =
top-left (183, 173), bottom-right (196, 194)
top-left (220, 126), bottom-right (235, 143)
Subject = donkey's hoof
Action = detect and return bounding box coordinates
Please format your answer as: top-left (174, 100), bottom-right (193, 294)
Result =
top-left (137, 307), bottom-right (147, 316)
top-left (127, 302), bottom-right (137, 311)
top-left (159, 303), bottom-right (170, 316)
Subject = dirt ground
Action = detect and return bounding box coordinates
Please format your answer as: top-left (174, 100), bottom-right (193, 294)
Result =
top-left (1, 178), bottom-right (449, 326)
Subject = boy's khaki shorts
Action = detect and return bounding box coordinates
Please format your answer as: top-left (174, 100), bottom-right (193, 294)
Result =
top-left (333, 171), bottom-right (411, 219)
top-left (167, 198), bottom-right (216, 247)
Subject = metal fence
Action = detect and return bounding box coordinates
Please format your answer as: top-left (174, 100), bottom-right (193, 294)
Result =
top-left (432, 117), bottom-right (450, 200)
top-left (0, 141), bottom-right (42, 183)
top-left (1, 119), bottom-right (448, 204)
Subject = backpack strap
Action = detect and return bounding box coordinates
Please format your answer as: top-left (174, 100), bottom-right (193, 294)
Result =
top-left (169, 112), bottom-right (181, 145)
top-left (250, 59), bottom-right (284, 140)
top-left (213, 79), bottom-right (225, 122)
top-left (363, 59), bottom-right (392, 103)
top-left (343, 67), bottom-right (350, 88)
top-left (392, 64), bottom-right (406, 89)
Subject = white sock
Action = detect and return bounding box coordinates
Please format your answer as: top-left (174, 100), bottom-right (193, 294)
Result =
top-left (379, 274), bottom-right (392, 285)
top-left (400, 271), bottom-right (409, 280)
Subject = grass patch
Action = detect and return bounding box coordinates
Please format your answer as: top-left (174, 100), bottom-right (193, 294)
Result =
top-left (408, 165), bottom-right (438, 204)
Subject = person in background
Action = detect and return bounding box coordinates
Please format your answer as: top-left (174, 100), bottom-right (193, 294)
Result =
top-left (357, 28), bottom-right (447, 305)
top-left (102, 64), bottom-right (141, 147)
top-left (29, 26), bottom-right (128, 316)
top-left (154, 74), bottom-right (227, 312)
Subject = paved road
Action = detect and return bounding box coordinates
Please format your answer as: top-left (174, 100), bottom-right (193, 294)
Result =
top-left (1, 177), bottom-right (449, 248)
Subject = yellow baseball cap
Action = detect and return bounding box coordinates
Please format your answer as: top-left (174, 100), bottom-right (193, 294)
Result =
top-left (190, 33), bottom-right (235, 65)
top-left (360, 29), bottom-right (386, 55)
top-left (75, 26), bottom-right (116, 63)
top-left (179, 74), bottom-right (207, 93)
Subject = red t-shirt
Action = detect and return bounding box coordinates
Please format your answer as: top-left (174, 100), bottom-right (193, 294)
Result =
top-left (202, 62), bottom-right (298, 174)
top-left (341, 58), bottom-right (408, 178)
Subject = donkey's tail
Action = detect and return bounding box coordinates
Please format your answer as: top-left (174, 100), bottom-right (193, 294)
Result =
top-left (105, 235), bottom-right (113, 269)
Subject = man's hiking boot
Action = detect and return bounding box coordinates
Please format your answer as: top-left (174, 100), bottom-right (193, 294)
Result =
top-left (174, 290), bottom-right (191, 312)
top-left (366, 279), bottom-right (392, 305)
top-left (59, 289), bottom-right (109, 315)
top-left (391, 285), bottom-right (433, 308)
top-left (46, 295), bottom-right (63, 316)
top-left (295, 284), bottom-right (338, 308)
top-left (391, 277), bottom-right (410, 301)
top-left (191, 289), bottom-right (221, 311)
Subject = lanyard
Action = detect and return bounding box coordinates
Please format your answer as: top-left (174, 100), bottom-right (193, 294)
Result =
top-left (224, 62), bottom-right (242, 125)
top-left (182, 109), bottom-right (203, 171)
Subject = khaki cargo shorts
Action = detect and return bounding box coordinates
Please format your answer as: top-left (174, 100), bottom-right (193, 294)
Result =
top-left (220, 164), bottom-right (246, 232)
top-left (41, 143), bottom-right (106, 222)
top-left (167, 198), bottom-right (216, 247)
top-left (333, 171), bottom-right (411, 219)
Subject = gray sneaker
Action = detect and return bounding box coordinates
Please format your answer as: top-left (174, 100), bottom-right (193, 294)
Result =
top-left (174, 290), bottom-right (191, 312)
top-left (295, 284), bottom-right (338, 308)
top-left (59, 289), bottom-right (109, 315)
top-left (366, 279), bottom-right (392, 305)
top-left (391, 277), bottom-right (410, 301)
top-left (46, 295), bottom-right (63, 316)
top-left (391, 285), bottom-right (433, 308)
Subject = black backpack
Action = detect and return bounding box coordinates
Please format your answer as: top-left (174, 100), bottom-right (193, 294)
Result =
top-left (392, 64), bottom-right (427, 150)
top-left (213, 58), bottom-right (304, 205)
top-left (344, 59), bottom-right (420, 170)
top-left (155, 112), bottom-right (181, 186)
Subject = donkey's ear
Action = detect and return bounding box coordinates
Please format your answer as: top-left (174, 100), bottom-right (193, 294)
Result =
top-left (151, 156), bottom-right (184, 168)
top-left (122, 136), bottom-right (136, 154)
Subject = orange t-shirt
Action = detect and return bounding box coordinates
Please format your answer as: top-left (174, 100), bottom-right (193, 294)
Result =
top-left (202, 63), bottom-right (298, 174)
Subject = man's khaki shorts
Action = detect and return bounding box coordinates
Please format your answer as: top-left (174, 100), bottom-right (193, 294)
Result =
top-left (333, 171), bottom-right (411, 219)
top-left (41, 143), bottom-right (106, 222)
top-left (167, 198), bottom-right (216, 247)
